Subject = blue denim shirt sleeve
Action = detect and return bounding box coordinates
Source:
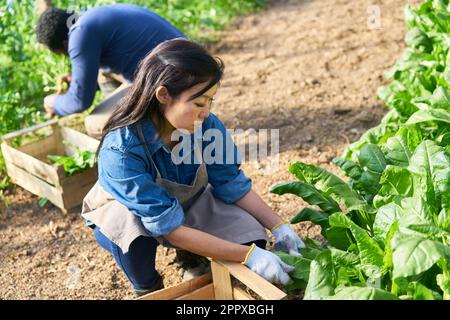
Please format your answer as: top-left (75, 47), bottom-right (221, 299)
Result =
top-left (204, 114), bottom-right (252, 203)
top-left (98, 134), bottom-right (185, 237)
top-left (54, 25), bottom-right (101, 116)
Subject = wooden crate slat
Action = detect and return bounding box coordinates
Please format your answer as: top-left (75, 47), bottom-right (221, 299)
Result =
top-left (5, 161), bottom-right (64, 209)
top-left (61, 167), bottom-right (98, 210)
top-left (211, 260), bottom-right (234, 300)
top-left (233, 286), bottom-right (255, 300)
top-left (136, 261), bottom-right (281, 301)
top-left (17, 135), bottom-right (59, 159)
top-left (2, 119), bottom-right (57, 142)
top-left (176, 283), bottom-right (215, 300)
top-left (51, 123), bottom-right (65, 155)
top-left (60, 165), bottom-right (98, 190)
top-left (61, 126), bottom-right (99, 155)
top-left (2, 142), bottom-right (60, 186)
top-left (214, 260), bottom-right (287, 300)
top-left (138, 273), bottom-right (212, 300)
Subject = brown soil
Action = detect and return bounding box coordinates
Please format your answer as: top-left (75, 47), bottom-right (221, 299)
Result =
top-left (0, 0), bottom-right (419, 299)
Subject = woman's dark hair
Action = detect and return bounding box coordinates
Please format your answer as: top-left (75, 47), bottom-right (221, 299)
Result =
top-left (36, 7), bottom-right (72, 52)
top-left (98, 38), bottom-right (224, 153)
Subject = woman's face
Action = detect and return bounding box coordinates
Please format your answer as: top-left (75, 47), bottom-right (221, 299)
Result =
top-left (157, 82), bottom-right (218, 134)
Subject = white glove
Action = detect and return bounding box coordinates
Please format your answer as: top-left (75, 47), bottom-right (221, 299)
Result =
top-left (272, 222), bottom-right (305, 256)
top-left (242, 244), bottom-right (295, 285)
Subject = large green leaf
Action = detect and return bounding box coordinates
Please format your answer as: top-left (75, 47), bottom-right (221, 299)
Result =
top-left (290, 208), bottom-right (329, 236)
top-left (358, 171), bottom-right (383, 203)
top-left (332, 157), bottom-right (363, 180)
top-left (407, 282), bottom-right (442, 300)
top-left (406, 108), bottom-right (450, 125)
top-left (329, 287), bottom-right (398, 300)
top-left (334, 151), bottom-right (383, 203)
top-left (437, 209), bottom-right (450, 233)
top-left (383, 126), bottom-right (422, 167)
top-left (289, 162), bottom-right (366, 210)
top-left (429, 87), bottom-right (450, 111)
top-left (304, 250), bottom-right (336, 300)
top-left (405, 27), bottom-right (433, 53)
top-left (392, 232), bottom-right (450, 279)
top-left (329, 247), bottom-right (360, 268)
top-left (276, 251), bottom-right (312, 282)
top-left (373, 203), bottom-right (404, 240)
top-left (299, 240), bottom-right (325, 260)
top-left (404, 5), bottom-right (420, 29)
top-left (383, 220), bottom-right (400, 273)
top-left (358, 144), bottom-right (387, 176)
top-left (325, 226), bottom-right (353, 251)
top-left (334, 268), bottom-right (359, 288)
top-left (399, 196), bottom-right (435, 227)
top-left (407, 223), bottom-right (450, 238)
top-left (270, 181), bottom-right (340, 214)
top-left (408, 140), bottom-right (450, 212)
top-left (329, 213), bottom-right (384, 274)
top-left (436, 272), bottom-right (450, 300)
top-left (373, 165), bottom-right (414, 208)
top-left (432, 0), bottom-right (449, 12)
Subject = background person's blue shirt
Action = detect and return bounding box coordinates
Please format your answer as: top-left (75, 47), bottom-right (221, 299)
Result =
top-left (54, 4), bottom-right (186, 116)
top-left (97, 113), bottom-right (253, 238)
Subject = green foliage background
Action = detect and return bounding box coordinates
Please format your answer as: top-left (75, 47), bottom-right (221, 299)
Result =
top-left (0, 0), bottom-right (266, 185)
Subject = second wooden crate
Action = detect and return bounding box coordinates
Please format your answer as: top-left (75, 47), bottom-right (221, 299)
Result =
top-left (1, 119), bottom-right (100, 212)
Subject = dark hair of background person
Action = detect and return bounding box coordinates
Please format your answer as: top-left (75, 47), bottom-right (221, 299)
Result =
top-left (36, 7), bottom-right (73, 52)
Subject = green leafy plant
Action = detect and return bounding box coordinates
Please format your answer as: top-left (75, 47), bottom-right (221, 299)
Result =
top-left (47, 143), bottom-right (96, 176)
top-left (273, 140), bottom-right (450, 300)
top-left (38, 197), bottom-right (49, 208)
top-left (272, 0), bottom-right (450, 300)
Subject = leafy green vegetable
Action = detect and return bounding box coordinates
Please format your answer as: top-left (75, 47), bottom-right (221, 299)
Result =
top-left (392, 232), bottom-right (450, 279)
top-left (373, 165), bottom-right (413, 208)
top-left (273, 0), bottom-right (450, 300)
top-left (290, 208), bottom-right (330, 236)
top-left (289, 162), bottom-right (366, 210)
top-left (38, 197), bottom-right (48, 208)
top-left (304, 250), bottom-right (336, 300)
top-left (330, 212), bottom-right (384, 277)
top-left (270, 181), bottom-right (340, 214)
top-left (48, 147), bottom-right (96, 176)
top-left (330, 287), bottom-right (398, 300)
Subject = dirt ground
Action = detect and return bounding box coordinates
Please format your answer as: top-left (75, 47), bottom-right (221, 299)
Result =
top-left (0, 0), bottom-right (419, 299)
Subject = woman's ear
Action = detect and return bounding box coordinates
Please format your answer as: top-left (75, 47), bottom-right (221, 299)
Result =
top-left (155, 86), bottom-right (172, 105)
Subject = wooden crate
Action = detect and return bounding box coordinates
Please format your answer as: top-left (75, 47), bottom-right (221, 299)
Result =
top-left (1, 119), bottom-right (100, 213)
top-left (138, 260), bottom-right (287, 300)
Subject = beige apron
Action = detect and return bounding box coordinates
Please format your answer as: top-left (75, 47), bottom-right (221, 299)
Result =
top-left (81, 121), bottom-right (268, 253)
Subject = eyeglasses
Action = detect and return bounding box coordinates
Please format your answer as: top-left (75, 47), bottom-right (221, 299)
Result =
top-left (205, 97), bottom-right (215, 109)
top-left (196, 97), bottom-right (215, 109)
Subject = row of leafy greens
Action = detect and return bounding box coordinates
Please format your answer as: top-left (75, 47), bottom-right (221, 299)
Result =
top-left (270, 0), bottom-right (450, 300)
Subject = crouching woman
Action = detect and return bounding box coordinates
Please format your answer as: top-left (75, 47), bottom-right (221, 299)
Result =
top-left (81, 39), bottom-right (304, 296)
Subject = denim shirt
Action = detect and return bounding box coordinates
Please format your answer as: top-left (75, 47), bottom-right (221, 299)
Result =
top-left (97, 113), bottom-right (252, 238)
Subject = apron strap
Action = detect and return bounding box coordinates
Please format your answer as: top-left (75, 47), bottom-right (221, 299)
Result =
top-left (136, 121), bottom-right (162, 179)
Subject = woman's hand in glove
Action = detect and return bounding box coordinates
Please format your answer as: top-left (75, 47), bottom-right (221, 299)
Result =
top-left (242, 244), bottom-right (295, 285)
top-left (272, 222), bottom-right (305, 256)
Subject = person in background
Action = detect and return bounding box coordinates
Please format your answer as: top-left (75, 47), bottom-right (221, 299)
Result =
top-left (35, 3), bottom-right (186, 138)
